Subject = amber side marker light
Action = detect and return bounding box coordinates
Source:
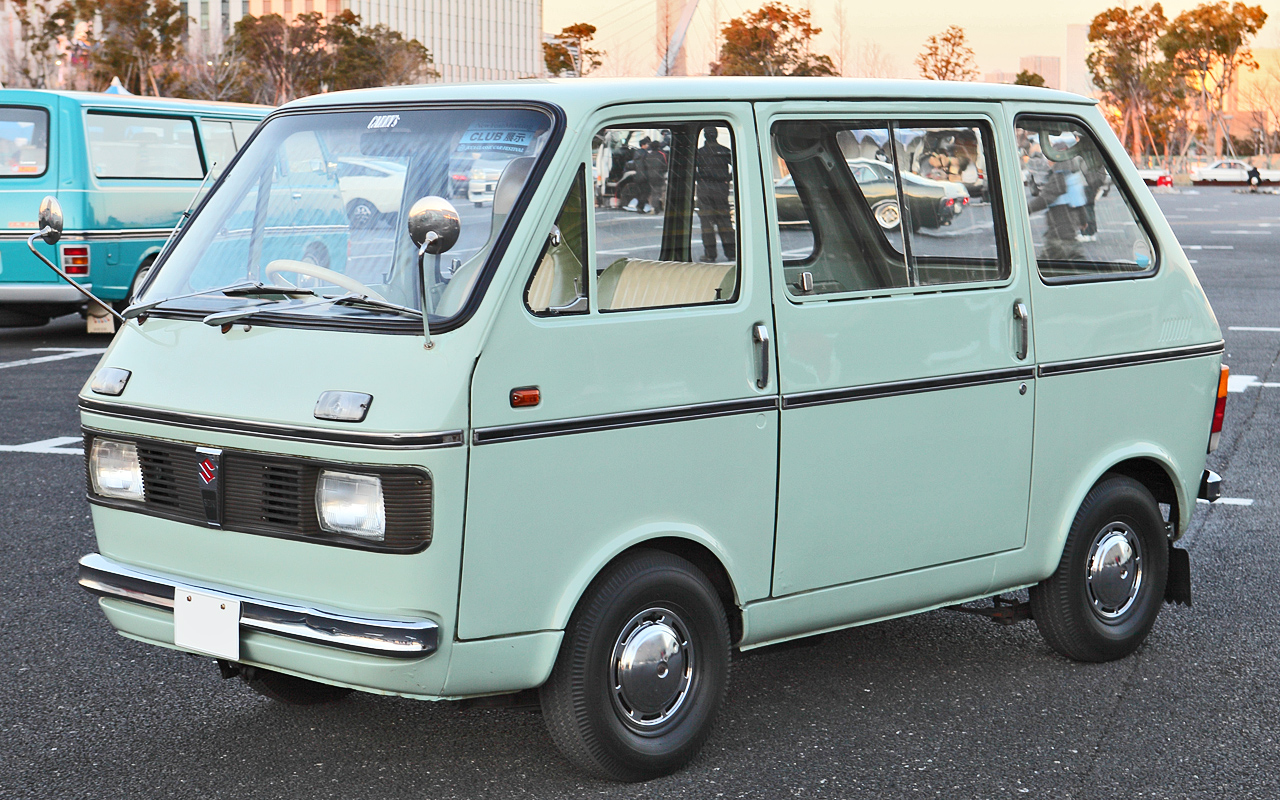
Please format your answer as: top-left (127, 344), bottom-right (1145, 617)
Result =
top-left (1209, 365), bottom-right (1229, 452)
top-left (510, 386), bottom-right (540, 408)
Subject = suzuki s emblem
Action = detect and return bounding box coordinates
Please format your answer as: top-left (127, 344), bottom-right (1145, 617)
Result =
top-left (367, 114), bottom-right (400, 130)
top-left (198, 458), bottom-right (217, 485)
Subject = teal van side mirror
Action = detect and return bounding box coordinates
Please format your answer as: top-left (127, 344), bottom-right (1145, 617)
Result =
top-left (38, 195), bottom-right (63, 245)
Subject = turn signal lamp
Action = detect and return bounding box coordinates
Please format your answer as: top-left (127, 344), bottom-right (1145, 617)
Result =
top-left (510, 386), bottom-right (540, 408)
top-left (1209, 365), bottom-right (1229, 452)
top-left (62, 245), bottom-right (89, 275)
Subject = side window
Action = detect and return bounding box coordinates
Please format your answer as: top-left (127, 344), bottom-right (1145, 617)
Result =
top-left (898, 123), bottom-right (1005, 285)
top-left (1016, 117), bottom-right (1155, 280)
top-left (86, 112), bottom-right (204, 179)
top-left (526, 165), bottom-right (588, 315)
top-left (771, 119), bottom-right (1007, 297)
top-left (200, 119), bottom-right (237, 178)
top-left (231, 120), bottom-right (259, 149)
top-left (593, 123), bottom-right (738, 311)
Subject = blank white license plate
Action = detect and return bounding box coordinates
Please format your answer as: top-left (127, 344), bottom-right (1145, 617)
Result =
top-left (173, 590), bottom-right (241, 660)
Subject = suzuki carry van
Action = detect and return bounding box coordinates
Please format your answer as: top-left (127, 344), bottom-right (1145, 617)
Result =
top-left (65, 78), bottom-right (1226, 781)
top-left (0, 90), bottom-right (267, 330)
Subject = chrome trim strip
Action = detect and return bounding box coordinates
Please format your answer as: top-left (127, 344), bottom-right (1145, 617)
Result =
top-left (782, 366), bottom-right (1035, 410)
top-left (77, 553), bottom-right (438, 658)
top-left (0, 282), bottom-right (94, 303)
top-left (0, 228), bottom-right (171, 241)
top-left (78, 398), bottom-right (464, 450)
top-left (1037, 341), bottom-right (1225, 378)
top-left (472, 396), bottom-right (779, 445)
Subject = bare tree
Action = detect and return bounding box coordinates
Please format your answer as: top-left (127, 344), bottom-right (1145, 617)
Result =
top-left (831, 0), bottom-right (850, 76)
top-left (5, 0), bottom-right (76, 89)
top-left (915, 24), bottom-right (978, 81)
top-left (182, 36), bottom-right (248, 101)
top-left (857, 40), bottom-right (895, 78)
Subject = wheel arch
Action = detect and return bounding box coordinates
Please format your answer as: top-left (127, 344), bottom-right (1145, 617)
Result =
top-left (552, 528), bottom-right (745, 646)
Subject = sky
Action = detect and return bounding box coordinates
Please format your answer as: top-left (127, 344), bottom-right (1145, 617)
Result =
top-left (543, 0), bottom-right (1280, 80)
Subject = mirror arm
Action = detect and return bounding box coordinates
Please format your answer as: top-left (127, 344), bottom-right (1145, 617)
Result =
top-left (27, 232), bottom-right (126, 325)
top-left (416, 234), bottom-right (439, 350)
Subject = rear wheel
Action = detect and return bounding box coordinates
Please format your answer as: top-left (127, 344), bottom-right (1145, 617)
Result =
top-left (872, 200), bottom-right (901, 230)
top-left (347, 199), bottom-right (378, 228)
top-left (242, 667), bottom-right (353, 705)
top-left (1030, 474), bottom-right (1169, 662)
top-left (539, 550), bottom-right (730, 781)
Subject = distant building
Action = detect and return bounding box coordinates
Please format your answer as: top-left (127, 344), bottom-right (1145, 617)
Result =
top-left (1019, 55), bottom-right (1060, 90)
top-left (183, 0), bottom-right (542, 82)
top-left (1064, 24), bottom-right (1092, 97)
top-left (982, 70), bottom-right (1018, 85)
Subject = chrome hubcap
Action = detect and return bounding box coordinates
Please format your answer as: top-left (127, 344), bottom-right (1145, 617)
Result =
top-left (1086, 522), bottom-right (1144, 620)
top-left (875, 202), bottom-right (901, 229)
top-left (611, 607), bottom-right (693, 732)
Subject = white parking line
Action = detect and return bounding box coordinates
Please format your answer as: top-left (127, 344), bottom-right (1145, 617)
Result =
top-left (0, 348), bottom-right (106, 371)
top-left (0, 436), bottom-right (83, 455)
top-left (1196, 497), bottom-right (1255, 506)
top-left (1210, 230), bottom-right (1272, 234)
top-left (1182, 245), bottom-right (1234, 250)
top-left (1226, 374), bottom-right (1280, 392)
top-left (1229, 326), bottom-right (1280, 332)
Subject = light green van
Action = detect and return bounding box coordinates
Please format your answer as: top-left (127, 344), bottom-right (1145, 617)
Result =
top-left (61, 79), bottom-right (1226, 781)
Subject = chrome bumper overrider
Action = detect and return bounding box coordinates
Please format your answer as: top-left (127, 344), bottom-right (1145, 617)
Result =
top-left (77, 553), bottom-right (438, 658)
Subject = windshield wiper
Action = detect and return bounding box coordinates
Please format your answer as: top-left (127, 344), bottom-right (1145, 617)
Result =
top-left (124, 281), bottom-right (315, 319)
top-left (201, 292), bottom-right (422, 327)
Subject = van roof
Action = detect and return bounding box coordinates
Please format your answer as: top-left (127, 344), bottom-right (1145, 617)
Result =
top-left (284, 76), bottom-right (1096, 114)
top-left (0, 87), bottom-right (270, 115)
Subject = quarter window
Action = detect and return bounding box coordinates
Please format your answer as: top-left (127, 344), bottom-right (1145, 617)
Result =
top-left (1015, 117), bottom-right (1155, 280)
top-left (87, 112), bottom-right (203, 179)
top-left (770, 119), bottom-right (1007, 297)
top-left (593, 123), bottom-right (738, 311)
top-left (0, 106), bottom-right (49, 177)
top-left (526, 165), bottom-right (589, 315)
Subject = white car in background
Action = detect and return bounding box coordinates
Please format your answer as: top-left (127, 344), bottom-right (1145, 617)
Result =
top-left (1135, 167), bottom-right (1171, 186)
top-left (1192, 159), bottom-right (1280, 185)
top-left (334, 157), bottom-right (406, 227)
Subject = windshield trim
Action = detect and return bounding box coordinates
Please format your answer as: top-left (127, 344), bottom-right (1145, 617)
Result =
top-left (140, 99), bottom-right (566, 336)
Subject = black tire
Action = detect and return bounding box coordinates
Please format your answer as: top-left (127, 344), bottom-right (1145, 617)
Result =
top-left (539, 550), bottom-right (731, 781)
top-left (1030, 474), bottom-right (1169, 662)
top-left (347, 199), bottom-right (377, 228)
top-left (242, 667), bottom-right (353, 705)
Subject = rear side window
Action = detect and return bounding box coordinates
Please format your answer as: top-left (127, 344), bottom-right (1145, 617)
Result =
top-left (1015, 116), bottom-right (1155, 280)
top-left (770, 119), bottom-right (1006, 297)
top-left (0, 106), bottom-right (49, 177)
top-left (200, 119), bottom-right (237, 178)
top-left (87, 112), bottom-right (203, 179)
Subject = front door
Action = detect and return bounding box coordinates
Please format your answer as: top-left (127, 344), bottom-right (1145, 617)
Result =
top-left (762, 103), bottom-right (1036, 596)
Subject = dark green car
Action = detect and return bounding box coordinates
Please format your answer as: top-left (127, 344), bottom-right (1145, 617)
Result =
top-left (774, 157), bottom-right (970, 231)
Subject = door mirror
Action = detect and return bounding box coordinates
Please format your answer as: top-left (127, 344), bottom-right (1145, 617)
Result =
top-left (38, 195), bottom-right (63, 245)
top-left (406, 196), bottom-right (460, 255)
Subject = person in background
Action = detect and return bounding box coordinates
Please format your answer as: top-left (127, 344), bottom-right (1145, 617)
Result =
top-left (695, 127), bottom-right (735, 262)
top-left (641, 137), bottom-right (668, 214)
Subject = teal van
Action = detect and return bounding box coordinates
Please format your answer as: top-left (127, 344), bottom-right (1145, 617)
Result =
top-left (0, 90), bottom-right (268, 329)
top-left (61, 79), bottom-right (1227, 781)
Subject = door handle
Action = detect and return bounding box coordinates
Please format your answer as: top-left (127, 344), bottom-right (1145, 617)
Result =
top-left (1013, 301), bottom-right (1029, 360)
top-left (752, 323), bottom-right (770, 389)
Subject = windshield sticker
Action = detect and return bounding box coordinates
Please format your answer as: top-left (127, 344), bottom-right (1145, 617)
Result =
top-left (457, 121), bottom-right (538, 155)
top-left (367, 114), bottom-right (400, 130)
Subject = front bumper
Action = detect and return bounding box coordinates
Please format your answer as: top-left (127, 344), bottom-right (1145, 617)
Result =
top-left (0, 282), bottom-right (92, 303)
top-left (77, 553), bottom-right (438, 659)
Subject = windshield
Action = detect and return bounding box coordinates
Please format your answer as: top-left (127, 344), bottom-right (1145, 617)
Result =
top-left (0, 107), bottom-right (49, 176)
top-left (143, 106), bottom-right (554, 326)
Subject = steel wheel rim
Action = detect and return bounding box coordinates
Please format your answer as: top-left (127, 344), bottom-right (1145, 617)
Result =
top-left (1085, 521), bottom-right (1145, 621)
top-left (874, 202), bottom-right (901, 229)
top-left (610, 606), bottom-right (694, 734)
top-left (350, 203), bottom-right (374, 227)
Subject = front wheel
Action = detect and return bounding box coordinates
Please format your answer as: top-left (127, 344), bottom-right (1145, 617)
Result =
top-left (539, 550), bottom-right (730, 781)
top-left (1030, 474), bottom-right (1169, 662)
top-left (871, 199), bottom-right (901, 230)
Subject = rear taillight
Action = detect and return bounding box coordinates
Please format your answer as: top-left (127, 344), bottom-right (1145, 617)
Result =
top-left (1209, 364), bottom-right (1228, 452)
top-left (61, 245), bottom-right (89, 275)
top-left (943, 198), bottom-right (955, 207)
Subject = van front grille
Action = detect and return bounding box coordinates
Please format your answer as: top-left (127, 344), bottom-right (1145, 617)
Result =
top-left (84, 433), bottom-right (432, 553)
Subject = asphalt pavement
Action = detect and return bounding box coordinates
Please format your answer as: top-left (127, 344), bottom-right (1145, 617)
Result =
top-left (1, 186), bottom-right (1278, 799)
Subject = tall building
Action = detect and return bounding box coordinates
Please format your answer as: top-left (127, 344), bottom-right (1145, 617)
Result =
top-left (183, 0), bottom-right (542, 81)
top-left (1019, 55), bottom-right (1061, 90)
top-left (1064, 24), bottom-right (1093, 97)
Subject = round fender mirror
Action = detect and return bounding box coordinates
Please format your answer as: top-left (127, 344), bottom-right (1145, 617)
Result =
top-left (38, 195), bottom-right (63, 245)
top-left (406, 196), bottom-right (460, 255)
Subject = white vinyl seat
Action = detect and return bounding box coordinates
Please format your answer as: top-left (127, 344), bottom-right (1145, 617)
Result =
top-left (597, 258), bottom-right (736, 310)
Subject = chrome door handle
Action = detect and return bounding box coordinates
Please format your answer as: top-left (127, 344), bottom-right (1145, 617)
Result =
top-left (1013, 301), bottom-right (1029, 360)
top-left (752, 323), bottom-right (770, 389)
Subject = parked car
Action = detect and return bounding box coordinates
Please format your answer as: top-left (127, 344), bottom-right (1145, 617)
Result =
top-left (334, 157), bottom-right (406, 227)
top-left (1135, 167), bottom-right (1172, 186)
top-left (467, 158), bottom-right (511, 206)
top-left (775, 157), bottom-right (970, 230)
top-left (1192, 158), bottom-right (1280, 184)
top-left (68, 78), bottom-right (1225, 783)
top-left (0, 89), bottom-right (268, 330)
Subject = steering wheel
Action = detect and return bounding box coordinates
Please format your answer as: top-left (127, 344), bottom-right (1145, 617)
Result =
top-left (264, 259), bottom-right (387, 303)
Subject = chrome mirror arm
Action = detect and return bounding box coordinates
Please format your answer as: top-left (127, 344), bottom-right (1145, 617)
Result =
top-left (27, 231), bottom-right (126, 325)
top-left (415, 233), bottom-right (439, 350)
